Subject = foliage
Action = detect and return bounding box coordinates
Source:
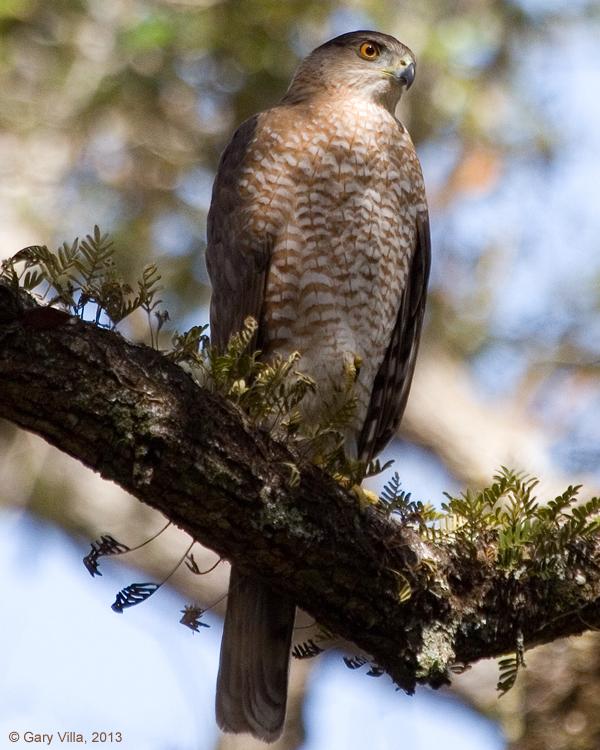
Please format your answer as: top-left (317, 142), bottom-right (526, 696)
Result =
top-left (112, 582), bottom-right (160, 613)
top-left (83, 534), bottom-right (131, 578)
top-left (377, 468), bottom-right (600, 695)
top-left (82, 522), bottom-right (172, 577)
top-left (180, 605), bottom-right (210, 632)
top-left (378, 467), bottom-right (600, 580)
top-left (170, 313), bottom-right (378, 483)
top-left (0, 227), bottom-right (167, 344)
top-left (292, 639), bottom-right (324, 659)
top-left (341, 654), bottom-right (384, 677)
top-left (292, 626), bottom-right (335, 661)
top-left (291, 627), bottom-right (383, 679)
top-left (496, 632), bottom-right (526, 696)
top-left (171, 316), bottom-right (317, 432)
top-left (379, 472), bottom-right (442, 533)
top-left (83, 523), bottom-right (223, 631)
top-left (438, 467), bottom-right (600, 578)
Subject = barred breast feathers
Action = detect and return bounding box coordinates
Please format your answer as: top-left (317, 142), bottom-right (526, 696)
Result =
top-left (226, 96), bottom-right (425, 435)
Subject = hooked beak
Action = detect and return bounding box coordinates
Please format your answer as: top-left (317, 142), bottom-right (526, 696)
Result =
top-left (393, 62), bottom-right (415, 89)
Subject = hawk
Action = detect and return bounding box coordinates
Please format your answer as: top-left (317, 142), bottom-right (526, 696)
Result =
top-left (206, 30), bottom-right (430, 741)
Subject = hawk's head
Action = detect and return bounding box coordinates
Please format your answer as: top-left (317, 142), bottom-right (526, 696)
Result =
top-left (284, 30), bottom-right (416, 111)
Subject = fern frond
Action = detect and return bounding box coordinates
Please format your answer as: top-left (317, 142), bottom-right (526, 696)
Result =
top-left (497, 637), bottom-right (525, 696)
top-left (497, 655), bottom-right (520, 695)
top-left (343, 655), bottom-right (368, 670)
top-left (111, 582), bottom-right (159, 612)
top-left (83, 534), bottom-right (130, 577)
top-left (292, 639), bottom-right (324, 659)
top-left (1, 227), bottom-right (169, 341)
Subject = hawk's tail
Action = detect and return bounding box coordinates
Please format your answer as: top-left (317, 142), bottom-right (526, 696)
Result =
top-left (216, 566), bottom-right (296, 742)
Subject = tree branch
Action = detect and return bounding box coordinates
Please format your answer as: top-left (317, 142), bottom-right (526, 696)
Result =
top-left (1, 280), bottom-right (599, 692)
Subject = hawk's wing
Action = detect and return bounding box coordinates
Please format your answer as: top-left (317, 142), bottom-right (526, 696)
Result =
top-left (205, 115), bottom-right (270, 352)
top-left (357, 212), bottom-right (431, 462)
top-left (207, 114), bottom-right (295, 740)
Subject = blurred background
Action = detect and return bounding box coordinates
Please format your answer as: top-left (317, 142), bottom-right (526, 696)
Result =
top-left (1, 1), bottom-right (600, 748)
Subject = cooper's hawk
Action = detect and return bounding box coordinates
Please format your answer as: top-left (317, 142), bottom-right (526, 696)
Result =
top-left (206, 30), bottom-right (430, 741)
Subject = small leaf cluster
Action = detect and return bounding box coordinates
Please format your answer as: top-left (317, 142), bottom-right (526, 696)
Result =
top-left (299, 356), bottom-right (392, 485)
top-left (379, 469), bottom-right (599, 696)
top-left (210, 319), bottom-right (318, 434)
top-left (171, 315), bottom-right (375, 483)
top-left (172, 315), bottom-right (319, 434)
top-left (379, 472), bottom-right (442, 531)
top-left (379, 468), bottom-right (599, 581)
top-left (439, 467), bottom-right (600, 577)
top-left (0, 226), bottom-right (167, 344)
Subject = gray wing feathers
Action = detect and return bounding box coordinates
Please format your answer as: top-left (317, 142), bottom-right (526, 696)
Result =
top-left (357, 213), bottom-right (431, 462)
top-left (216, 568), bottom-right (296, 741)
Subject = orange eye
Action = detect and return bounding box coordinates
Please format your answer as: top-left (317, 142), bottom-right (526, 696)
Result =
top-left (358, 41), bottom-right (380, 60)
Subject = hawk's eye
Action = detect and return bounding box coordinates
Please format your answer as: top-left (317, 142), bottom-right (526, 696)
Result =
top-left (358, 42), bottom-right (380, 60)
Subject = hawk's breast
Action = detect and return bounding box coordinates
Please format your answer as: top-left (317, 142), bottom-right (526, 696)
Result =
top-left (239, 98), bottom-right (424, 436)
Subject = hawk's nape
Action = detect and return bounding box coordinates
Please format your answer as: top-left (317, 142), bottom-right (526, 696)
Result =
top-left (206, 29), bottom-right (430, 741)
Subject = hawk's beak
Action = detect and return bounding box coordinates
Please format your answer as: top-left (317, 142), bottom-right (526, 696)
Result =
top-left (393, 62), bottom-right (416, 89)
